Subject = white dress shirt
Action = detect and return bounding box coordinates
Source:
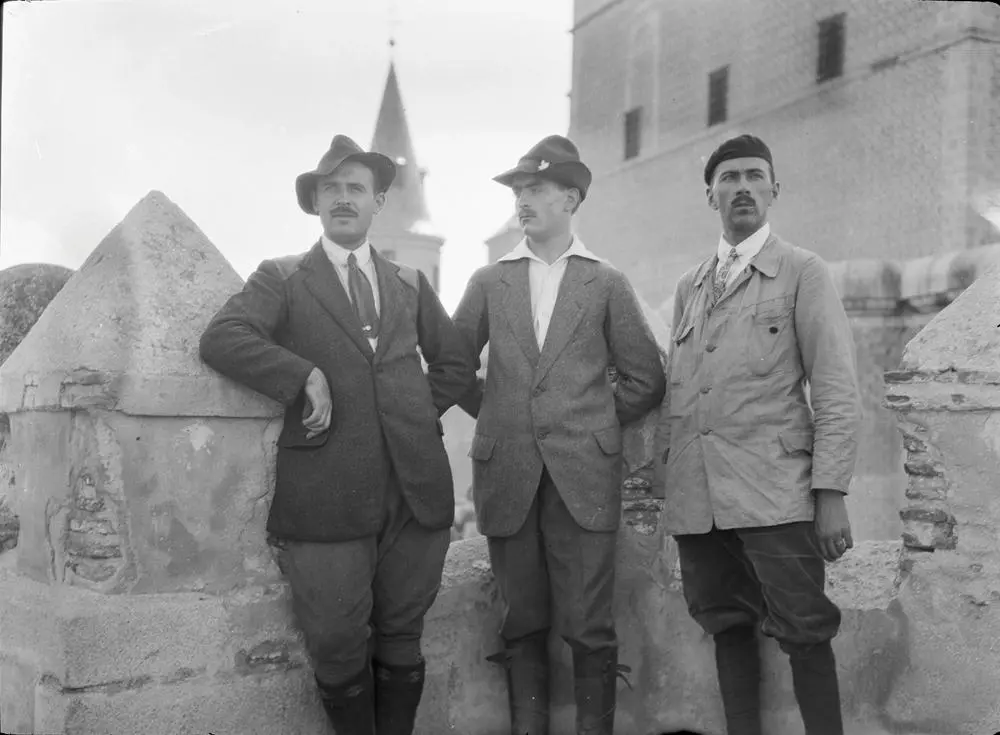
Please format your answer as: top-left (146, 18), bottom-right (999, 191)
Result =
top-left (715, 222), bottom-right (771, 289)
top-left (498, 236), bottom-right (604, 348)
top-left (321, 235), bottom-right (380, 351)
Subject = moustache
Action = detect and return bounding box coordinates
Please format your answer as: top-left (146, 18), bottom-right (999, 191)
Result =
top-left (330, 208), bottom-right (357, 217)
top-left (732, 198), bottom-right (756, 208)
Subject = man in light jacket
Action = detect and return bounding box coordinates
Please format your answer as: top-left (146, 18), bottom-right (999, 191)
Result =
top-left (653, 134), bottom-right (861, 735)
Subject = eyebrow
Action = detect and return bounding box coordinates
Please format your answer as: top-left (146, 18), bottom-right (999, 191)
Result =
top-left (719, 167), bottom-right (766, 176)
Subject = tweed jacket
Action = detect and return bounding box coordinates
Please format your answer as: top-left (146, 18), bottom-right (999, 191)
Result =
top-left (652, 234), bottom-right (861, 535)
top-left (200, 242), bottom-right (474, 542)
top-left (453, 253), bottom-right (666, 537)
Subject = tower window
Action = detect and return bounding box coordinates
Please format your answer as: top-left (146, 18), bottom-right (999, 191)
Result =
top-left (817, 13), bottom-right (846, 83)
top-left (707, 66), bottom-right (729, 127)
top-left (624, 107), bottom-right (642, 160)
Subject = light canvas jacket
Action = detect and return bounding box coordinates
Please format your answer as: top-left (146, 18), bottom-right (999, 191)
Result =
top-left (653, 233), bottom-right (861, 535)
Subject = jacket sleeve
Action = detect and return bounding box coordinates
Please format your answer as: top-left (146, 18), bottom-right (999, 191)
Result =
top-left (794, 254), bottom-right (861, 494)
top-left (605, 272), bottom-right (667, 426)
top-left (199, 260), bottom-right (315, 406)
top-left (451, 270), bottom-right (490, 419)
top-left (414, 269), bottom-right (477, 416)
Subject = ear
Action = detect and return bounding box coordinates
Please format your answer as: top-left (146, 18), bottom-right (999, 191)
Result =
top-left (771, 181), bottom-right (780, 200)
top-left (311, 189), bottom-right (320, 214)
top-left (373, 190), bottom-right (386, 214)
top-left (565, 188), bottom-right (581, 213)
top-left (706, 186), bottom-right (719, 211)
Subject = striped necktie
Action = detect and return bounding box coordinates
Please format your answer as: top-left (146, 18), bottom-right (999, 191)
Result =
top-left (713, 247), bottom-right (739, 305)
top-left (347, 252), bottom-right (380, 339)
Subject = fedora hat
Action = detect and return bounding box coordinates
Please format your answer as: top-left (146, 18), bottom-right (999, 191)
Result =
top-left (295, 135), bottom-right (396, 214)
top-left (493, 135), bottom-right (593, 201)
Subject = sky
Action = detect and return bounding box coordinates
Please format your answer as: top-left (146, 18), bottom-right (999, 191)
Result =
top-left (1, 0), bottom-right (574, 311)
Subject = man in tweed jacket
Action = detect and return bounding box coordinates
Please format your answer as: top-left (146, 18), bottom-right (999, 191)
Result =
top-left (453, 135), bottom-right (666, 735)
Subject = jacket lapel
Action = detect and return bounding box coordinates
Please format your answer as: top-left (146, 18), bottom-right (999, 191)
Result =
top-left (301, 241), bottom-right (374, 360)
top-left (371, 251), bottom-right (405, 363)
top-left (534, 257), bottom-right (597, 384)
top-left (499, 260), bottom-right (540, 366)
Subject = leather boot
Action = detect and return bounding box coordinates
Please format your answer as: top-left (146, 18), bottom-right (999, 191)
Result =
top-left (487, 631), bottom-right (550, 735)
top-left (373, 658), bottom-right (425, 735)
top-left (315, 666), bottom-right (375, 735)
top-left (788, 640), bottom-right (844, 735)
top-left (572, 647), bottom-right (620, 735)
top-left (714, 626), bottom-right (762, 735)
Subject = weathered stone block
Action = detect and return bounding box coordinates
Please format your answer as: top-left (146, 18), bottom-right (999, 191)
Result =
top-left (33, 668), bottom-right (328, 735)
top-left (899, 507), bottom-right (957, 550)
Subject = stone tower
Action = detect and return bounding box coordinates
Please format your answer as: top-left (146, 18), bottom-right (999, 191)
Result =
top-left (368, 49), bottom-right (444, 292)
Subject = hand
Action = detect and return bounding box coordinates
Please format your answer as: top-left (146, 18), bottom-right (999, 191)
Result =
top-left (814, 488), bottom-right (853, 562)
top-left (302, 368), bottom-right (332, 439)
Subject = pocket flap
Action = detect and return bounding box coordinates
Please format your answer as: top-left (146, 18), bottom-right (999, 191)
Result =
top-left (778, 430), bottom-right (813, 455)
top-left (594, 426), bottom-right (622, 455)
top-left (468, 434), bottom-right (497, 460)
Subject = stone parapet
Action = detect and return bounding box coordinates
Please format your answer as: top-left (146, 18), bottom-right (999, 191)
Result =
top-left (882, 259), bottom-right (1000, 733)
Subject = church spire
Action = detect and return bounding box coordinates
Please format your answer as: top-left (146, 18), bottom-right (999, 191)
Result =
top-left (369, 45), bottom-right (432, 233)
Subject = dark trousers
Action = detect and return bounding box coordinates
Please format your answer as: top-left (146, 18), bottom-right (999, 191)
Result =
top-left (676, 521), bottom-right (845, 735)
top-left (272, 477), bottom-right (451, 687)
top-left (675, 521), bottom-right (841, 650)
top-left (488, 467), bottom-right (618, 654)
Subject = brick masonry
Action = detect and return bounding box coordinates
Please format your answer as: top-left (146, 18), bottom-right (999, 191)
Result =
top-left (568, 0), bottom-right (1000, 308)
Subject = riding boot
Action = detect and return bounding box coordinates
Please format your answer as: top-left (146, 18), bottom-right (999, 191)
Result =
top-left (487, 631), bottom-right (550, 735)
top-left (315, 666), bottom-right (375, 735)
top-left (572, 647), bottom-right (620, 735)
top-left (373, 658), bottom-right (426, 735)
top-left (788, 640), bottom-right (844, 735)
top-left (713, 625), bottom-right (762, 735)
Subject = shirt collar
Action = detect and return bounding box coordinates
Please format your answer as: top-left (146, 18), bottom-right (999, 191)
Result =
top-left (498, 236), bottom-right (605, 265)
top-left (716, 222), bottom-right (771, 263)
top-left (321, 234), bottom-right (373, 268)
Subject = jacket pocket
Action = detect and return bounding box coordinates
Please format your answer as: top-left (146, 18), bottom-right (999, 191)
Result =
top-left (468, 434), bottom-right (497, 461)
top-left (747, 298), bottom-right (794, 376)
top-left (277, 426), bottom-right (330, 449)
top-left (593, 426), bottom-right (622, 455)
top-left (669, 322), bottom-right (695, 384)
top-left (778, 429), bottom-right (813, 455)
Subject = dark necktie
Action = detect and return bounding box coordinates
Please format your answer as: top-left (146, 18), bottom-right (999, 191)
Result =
top-left (347, 252), bottom-right (379, 339)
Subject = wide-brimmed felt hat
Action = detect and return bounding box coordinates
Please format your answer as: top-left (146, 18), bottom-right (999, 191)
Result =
top-left (493, 135), bottom-right (592, 201)
top-left (295, 135), bottom-right (396, 215)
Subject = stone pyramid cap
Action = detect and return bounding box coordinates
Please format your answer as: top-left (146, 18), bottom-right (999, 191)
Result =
top-left (899, 258), bottom-right (1000, 376)
top-left (0, 191), bottom-right (282, 417)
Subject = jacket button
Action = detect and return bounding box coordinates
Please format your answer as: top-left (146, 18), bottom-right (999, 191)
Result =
top-left (706, 344), bottom-right (717, 353)
top-left (701, 427), bottom-right (712, 435)
top-left (532, 386), bottom-right (545, 397)
top-left (700, 386), bottom-right (711, 394)
top-left (537, 430), bottom-right (548, 440)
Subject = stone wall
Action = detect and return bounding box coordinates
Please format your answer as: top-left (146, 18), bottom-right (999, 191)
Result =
top-left (0, 264), bottom-right (74, 556)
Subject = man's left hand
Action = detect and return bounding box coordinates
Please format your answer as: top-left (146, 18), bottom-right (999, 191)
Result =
top-left (814, 488), bottom-right (853, 562)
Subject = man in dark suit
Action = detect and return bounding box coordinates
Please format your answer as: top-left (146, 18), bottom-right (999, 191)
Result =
top-left (453, 135), bottom-right (666, 735)
top-left (200, 135), bottom-right (474, 735)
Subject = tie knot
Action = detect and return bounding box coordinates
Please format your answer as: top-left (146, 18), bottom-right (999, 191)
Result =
top-left (348, 252), bottom-right (358, 267)
top-left (727, 247), bottom-right (739, 260)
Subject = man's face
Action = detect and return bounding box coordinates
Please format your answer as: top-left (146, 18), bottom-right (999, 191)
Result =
top-left (511, 173), bottom-right (578, 241)
top-left (313, 161), bottom-right (385, 247)
top-left (707, 157), bottom-right (778, 239)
